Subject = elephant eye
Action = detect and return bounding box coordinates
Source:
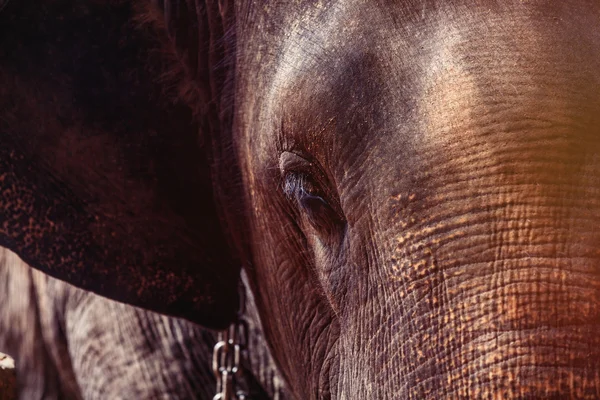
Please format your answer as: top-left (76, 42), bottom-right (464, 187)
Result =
top-left (280, 152), bottom-right (345, 240)
top-left (283, 173), bottom-right (341, 237)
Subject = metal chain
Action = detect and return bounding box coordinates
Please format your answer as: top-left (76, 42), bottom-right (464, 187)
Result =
top-left (212, 286), bottom-right (250, 400)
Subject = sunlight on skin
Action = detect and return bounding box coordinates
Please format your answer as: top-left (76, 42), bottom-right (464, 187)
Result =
top-left (0, 353), bottom-right (14, 370)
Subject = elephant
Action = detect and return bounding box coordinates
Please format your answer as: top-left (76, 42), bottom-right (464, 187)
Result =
top-left (3, 0), bottom-right (600, 398)
top-left (0, 247), bottom-right (288, 400)
top-left (0, 2), bottom-right (288, 399)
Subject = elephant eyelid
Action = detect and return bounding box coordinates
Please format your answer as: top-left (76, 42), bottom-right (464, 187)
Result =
top-left (279, 151), bottom-right (313, 177)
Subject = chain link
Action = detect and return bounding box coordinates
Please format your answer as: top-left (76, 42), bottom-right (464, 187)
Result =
top-left (212, 286), bottom-right (250, 400)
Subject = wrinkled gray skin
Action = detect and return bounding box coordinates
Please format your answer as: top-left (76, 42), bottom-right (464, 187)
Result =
top-left (0, 247), bottom-right (288, 400)
top-left (159, 1), bottom-right (600, 398)
top-left (3, 1), bottom-right (600, 399)
top-left (233, 2), bottom-right (600, 398)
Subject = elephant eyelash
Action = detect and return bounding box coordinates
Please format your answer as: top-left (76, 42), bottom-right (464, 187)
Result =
top-left (283, 171), bottom-right (346, 248)
top-left (283, 173), bottom-right (322, 203)
top-left (279, 152), bottom-right (346, 225)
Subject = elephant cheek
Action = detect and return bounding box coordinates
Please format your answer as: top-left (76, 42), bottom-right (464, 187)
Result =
top-left (362, 213), bottom-right (600, 397)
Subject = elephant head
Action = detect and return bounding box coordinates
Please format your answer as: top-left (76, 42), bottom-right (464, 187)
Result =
top-left (3, 0), bottom-right (600, 399)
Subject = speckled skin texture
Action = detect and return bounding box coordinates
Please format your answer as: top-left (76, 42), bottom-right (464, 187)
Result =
top-left (3, 1), bottom-right (600, 399)
top-left (0, 361), bottom-right (15, 400)
top-left (0, 0), bottom-right (239, 328)
top-left (0, 4), bottom-right (290, 398)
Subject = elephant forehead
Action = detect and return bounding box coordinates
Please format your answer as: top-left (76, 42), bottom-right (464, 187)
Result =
top-left (241, 0), bottom-right (600, 238)
top-left (265, 1), bottom-right (365, 102)
top-left (246, 2), bottom-right (422, 174)
top-left (417, 5), bottom-right (600, 145)
top-left (249, 4), bottom-right (591, 185)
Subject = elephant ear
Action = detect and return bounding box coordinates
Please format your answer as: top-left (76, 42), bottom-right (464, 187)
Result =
top-left (0, 0), bottom-right (239, 328)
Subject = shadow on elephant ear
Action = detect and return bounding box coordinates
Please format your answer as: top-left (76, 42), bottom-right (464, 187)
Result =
top-left (0, 0), bottom-right (241, 328)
